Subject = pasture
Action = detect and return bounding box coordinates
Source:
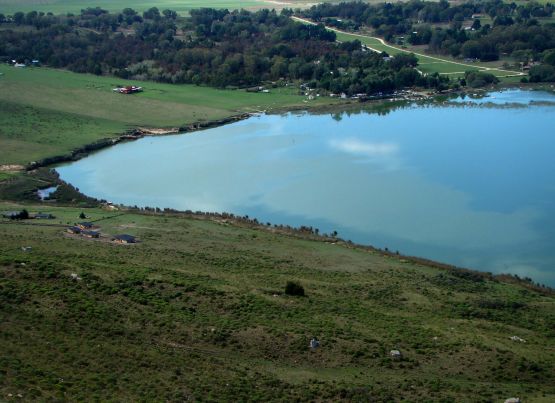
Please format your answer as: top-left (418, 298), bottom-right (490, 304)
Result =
top-left (0, 64), bottom-right (332, 165)
top-left (0, 0), bottom-right (318, 15)
top-left (0, 202), bottom-right (553, 401)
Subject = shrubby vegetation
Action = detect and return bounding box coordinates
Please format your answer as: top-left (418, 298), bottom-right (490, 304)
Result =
top-left (285, 281), bottom-right (305, 296)
top-left (0, 7), bottom-right (449, 95)
top-left (2, 1), bottom-right (555, 95)
top-left (463, 70), bottom-right (499, 87)
top-left (1, 204), bottom-right (554, 401)
top-left (301, 0), bottom-right (555, 75)
top-left (529, 49), bottom-right (555, 81)
top-left (7, 209), bottom-right (29, 220)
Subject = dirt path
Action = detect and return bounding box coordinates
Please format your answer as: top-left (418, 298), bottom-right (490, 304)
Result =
top-left (0, 164), bottom-right (24, 172)
top-left (292, 16), bottom-right (525, 77)
top-left (136, 127), bottom-right (180, 135)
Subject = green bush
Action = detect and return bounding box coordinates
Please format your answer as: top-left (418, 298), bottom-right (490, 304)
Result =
top-left (529, 64), bottom-right (555, 82)
top-left (464, 71), bottom-right (499, 88)
top-left (285, 281), bottom-right (305, 297)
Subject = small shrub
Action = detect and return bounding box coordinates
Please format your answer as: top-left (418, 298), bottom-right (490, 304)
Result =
top-left (9, 209), bottom-right (29, 220)
top-left (285, 281), bottom-right (305, 297)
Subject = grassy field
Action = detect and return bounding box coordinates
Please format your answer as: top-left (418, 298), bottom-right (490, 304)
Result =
top-left (336, 32), bottom-right (523, 79)
top-left (0, 0), bottom-right (269, 15)
top-left (0, 65), bottom-right (333, 165)
top-left (0, 101), bottom-right (125, 165)
top-left (0, 202), bottom-right (553, 401)
top-left (0, 0), bottom-right (325, 15)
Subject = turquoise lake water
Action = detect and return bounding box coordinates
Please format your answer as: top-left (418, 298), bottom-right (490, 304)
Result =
top-left (57, 89), bottom-right (555, 286)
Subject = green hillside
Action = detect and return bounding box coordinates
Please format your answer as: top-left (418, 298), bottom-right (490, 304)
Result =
top-left (1, 203), bottom-right (554, 401)
top-left (0, 65), bottom-right (332, 165)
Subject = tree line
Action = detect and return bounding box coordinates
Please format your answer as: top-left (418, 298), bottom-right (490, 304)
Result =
top-left (0, 7), bottom-right (450, 95)
top-left (300, 0), bottom-right (555, 81)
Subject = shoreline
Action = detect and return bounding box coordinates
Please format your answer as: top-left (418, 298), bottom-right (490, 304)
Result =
top-left (2, 198), bottom-right (553, 294)
top-left (16, 81), bottom-right (553, 173)
top-left (24, 112), bottom-right (256, 171)
top-left (3, 84), bottom-right (554, 292)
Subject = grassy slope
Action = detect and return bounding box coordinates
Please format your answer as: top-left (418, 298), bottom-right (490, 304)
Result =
top-left (0, 101), bottom-right (125, 165)
top-left (0, 203), bottom-right (554, 401)
top-left (0, 65), bottom-right (332, 165)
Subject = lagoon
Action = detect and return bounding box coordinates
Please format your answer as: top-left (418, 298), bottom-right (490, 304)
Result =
top-left (57, 90), bottom-right (555, 286)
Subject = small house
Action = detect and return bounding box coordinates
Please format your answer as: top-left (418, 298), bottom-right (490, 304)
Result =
top-left (113, 234), bottom-right (136, 244)
top-left (77, 222), bottom-right (95, 230)
top-left (67, 226), bottom-right (82, 234)
top-left (82, 230), bottom-right (100, 239)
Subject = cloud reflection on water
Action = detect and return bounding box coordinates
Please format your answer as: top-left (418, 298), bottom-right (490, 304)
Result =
top-left (56, 91), bottom-right (555, 285)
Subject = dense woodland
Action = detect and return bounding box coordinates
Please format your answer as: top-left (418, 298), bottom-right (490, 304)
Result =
top-left (2, 1), bottom-right (555, 92)
top-left (0, 7), bottom-right (448, 95)
top-left (302, 0), bottom-right (555, 82)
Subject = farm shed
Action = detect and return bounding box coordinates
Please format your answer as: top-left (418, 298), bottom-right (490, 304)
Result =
top-left (113, 234), bottom-right (136, 244)
top-left (66, 226), bottom-right (81, 234)
top-left (82, 230), bottom-right (100, 239)
top-left (34, 213), bottom-right (55, 219)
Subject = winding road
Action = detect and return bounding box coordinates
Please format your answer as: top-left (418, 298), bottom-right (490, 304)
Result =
top-left (292, 16), bottom-right (524, 78)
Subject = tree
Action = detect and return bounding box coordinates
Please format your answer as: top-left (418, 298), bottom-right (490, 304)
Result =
top-left (281, 8), bottom-right (294, 17)
top-left (122, 8), bottom-right (137, 17)
top-left (285, 281), bottom-right (305, 296)
top-left (79, 212), bottom-right (86, 219)
top-left (529, 65), bottom-right (555, 82)
top-left (543, 49), bottom-right (555, 66)
top-left (143, 7), bottom-right (160, 20)
top-left (11, 209), bottom-right (29, 220)
top-left (461, 40), bottom-right (480, 59)
top-left (390, 53), bottom-right (418, 69)
top-left (13, 11), bottom-right (24, 25)
top-left (162, 9), bottom-right (177, 20)
top-left (464, 70), bottom-right (499, 87)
